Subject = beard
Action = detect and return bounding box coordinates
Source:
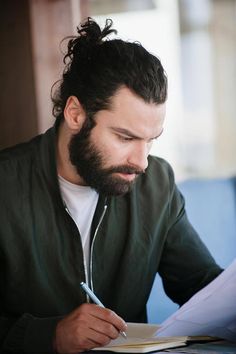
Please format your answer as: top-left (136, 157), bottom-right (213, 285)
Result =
top-left (68, 125), bottom-right (144, 196)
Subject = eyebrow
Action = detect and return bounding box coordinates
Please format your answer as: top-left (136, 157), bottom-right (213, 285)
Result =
top-left (110, 127), bottom-right (164, 141)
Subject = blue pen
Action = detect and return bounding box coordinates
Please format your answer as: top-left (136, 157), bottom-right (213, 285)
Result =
top-left (80, 282), bottom-right (127, 339)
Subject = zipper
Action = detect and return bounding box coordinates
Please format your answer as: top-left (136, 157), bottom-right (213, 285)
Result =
top-left (64, 203), bottom-right (90, 291)
top-left (90, 203), bottom-right (107, 292)
top-left (64, 200), bottom-right (108, 298)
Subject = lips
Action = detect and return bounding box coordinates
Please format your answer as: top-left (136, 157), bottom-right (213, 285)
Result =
top-left (115, 172), bottom-right (137, 181)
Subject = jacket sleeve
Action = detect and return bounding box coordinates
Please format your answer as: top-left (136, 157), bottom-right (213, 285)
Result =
top-left (158, 173), bottom-right (223, 306)
top-left (0, 314), bottom-right (62, 353)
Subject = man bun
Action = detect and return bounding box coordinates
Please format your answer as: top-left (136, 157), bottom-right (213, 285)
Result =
top-left (64, 17), bottom-right (117, 64)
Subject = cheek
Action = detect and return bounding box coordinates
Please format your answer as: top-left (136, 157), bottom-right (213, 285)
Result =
top-left (99, 141), bottom-right (129, 166)
top-left (91, 130), bottom-right (130, 164)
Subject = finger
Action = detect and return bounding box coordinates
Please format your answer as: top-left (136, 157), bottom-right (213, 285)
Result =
top-left (85, 305), bottom-right (127, 339)
top-left (87, 315), bottom-right (121, 339)
top-left (73, 304), bottom-right (127, 338)
top-left (86, 327), bottom-right (112, 347)
top-left (71, 306), bottom-right (120, 340)
top-left (91, 306), bottom-right (127, 333)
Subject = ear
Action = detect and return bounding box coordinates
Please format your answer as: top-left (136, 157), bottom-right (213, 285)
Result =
top-left (64, 96), bottom-right (86, 132)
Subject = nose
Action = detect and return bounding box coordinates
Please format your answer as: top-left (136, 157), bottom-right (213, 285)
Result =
top-left (127, 142), bottom-right (149, 172)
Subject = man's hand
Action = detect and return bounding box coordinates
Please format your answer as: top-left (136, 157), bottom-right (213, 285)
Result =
top-left (54, 303), bottom-right (127, 353)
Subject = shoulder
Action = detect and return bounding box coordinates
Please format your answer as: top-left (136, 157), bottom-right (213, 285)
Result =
top-left (125, 155), bottom-right (178, 214)
top-left (0, 125), bottom-right (55, 175)
top-left (146, 155), bottom-right (174, 179)
top-left (0, 133), bottom-right (43, 159)
top-left (137, 155), bottom-right (175, 193)
top-left (0, 136), bottom-right (40, 170)
top-left (0, 133), bottom-right (48, 192)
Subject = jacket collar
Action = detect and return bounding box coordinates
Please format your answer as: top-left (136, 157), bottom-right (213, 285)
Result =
top-left (38, 121), bottom-right (64, 207)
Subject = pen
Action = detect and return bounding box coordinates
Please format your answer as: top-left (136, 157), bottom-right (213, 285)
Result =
top-left (80, 281), bottom-right (127, 339)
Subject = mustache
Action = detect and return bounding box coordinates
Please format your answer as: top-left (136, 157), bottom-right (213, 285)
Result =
top-left (106, 165), bottom-right (145, 175)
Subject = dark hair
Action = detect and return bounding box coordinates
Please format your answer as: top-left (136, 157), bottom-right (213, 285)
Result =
top-left (52, 17), bottom-right (167, 123)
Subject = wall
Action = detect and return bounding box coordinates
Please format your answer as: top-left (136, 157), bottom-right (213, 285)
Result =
top-left (0, 0), bottom-right (87, 149)
top-left (0, 0), bottom-right (38, 149)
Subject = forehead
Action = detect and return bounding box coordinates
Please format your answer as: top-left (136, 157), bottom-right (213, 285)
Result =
top-left (95, 87), bottom-right (166, 138)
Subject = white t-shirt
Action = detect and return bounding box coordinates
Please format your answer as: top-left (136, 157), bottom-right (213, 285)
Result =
top-left (58, 175), bottom-right (99, 280)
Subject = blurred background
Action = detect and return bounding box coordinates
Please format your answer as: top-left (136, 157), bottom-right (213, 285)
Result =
top-left (1, 0), bottom-right (236, 181)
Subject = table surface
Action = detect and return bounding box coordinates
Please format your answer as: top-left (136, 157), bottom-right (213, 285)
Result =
top-left (91, 340), bottom-right (236, 354)
top-left (154, 340), bottom-right (236, 353)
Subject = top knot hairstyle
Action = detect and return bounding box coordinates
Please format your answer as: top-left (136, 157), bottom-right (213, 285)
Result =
top-left (52, 17), bottom-right (168, 122)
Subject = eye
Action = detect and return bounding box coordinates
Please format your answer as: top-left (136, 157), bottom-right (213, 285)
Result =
top-left (117, 135), bottom-right (134, 142)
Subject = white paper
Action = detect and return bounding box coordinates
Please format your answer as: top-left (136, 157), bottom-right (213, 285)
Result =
top-left (156, 258), bottom-right (236, 342)
top-left (105, 323), bottom-right (185, 347)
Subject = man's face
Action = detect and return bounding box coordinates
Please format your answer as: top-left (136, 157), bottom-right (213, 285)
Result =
top-left (69, 87), bottom-right (166, 196)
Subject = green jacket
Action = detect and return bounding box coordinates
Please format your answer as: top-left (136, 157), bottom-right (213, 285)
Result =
top-left (0, 125), bottom-right (222, 353)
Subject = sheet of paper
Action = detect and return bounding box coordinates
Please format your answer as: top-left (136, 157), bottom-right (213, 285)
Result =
top-left (156, 258), bottom-right (236, 342)
top-left (104, 323), bottom-right (186, 347)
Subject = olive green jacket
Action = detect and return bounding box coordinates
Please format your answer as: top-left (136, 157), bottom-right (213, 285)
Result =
top-left (0, 125), bottom-right (222, 353)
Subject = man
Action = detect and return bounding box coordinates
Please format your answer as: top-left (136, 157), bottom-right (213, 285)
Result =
top-left (0, 18), bottom-right (222, 353)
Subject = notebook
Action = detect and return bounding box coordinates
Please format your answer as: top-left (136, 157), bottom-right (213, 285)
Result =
top-left (93, 323), bottom-right (187, 353)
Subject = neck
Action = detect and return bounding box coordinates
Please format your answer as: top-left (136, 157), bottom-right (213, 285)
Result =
top-left (56, 122), bottom-right (86, 185)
